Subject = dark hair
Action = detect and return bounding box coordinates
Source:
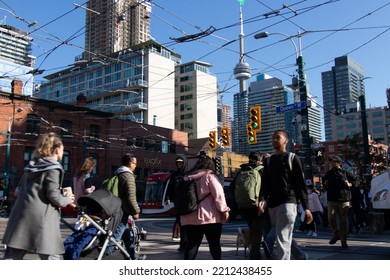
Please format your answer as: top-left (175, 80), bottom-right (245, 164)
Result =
top-left (274, 129), bottom-right (289, 139)
top-left (122, 153), bottom-right (136, 166)
top-left (249, 151), bottom-right (261, 162)
top-left (190, 155), bottom-right (216, 173)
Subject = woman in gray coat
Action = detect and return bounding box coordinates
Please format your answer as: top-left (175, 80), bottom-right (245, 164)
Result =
top-left (2, 132), bottom-right (75, 260)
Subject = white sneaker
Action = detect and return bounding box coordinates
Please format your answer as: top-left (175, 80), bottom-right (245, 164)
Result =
top-left (307, 230), bottom-right (313, 236)
top-left (312, 232), bottom-right (317, 237)
top-left (172, 237), bottom-right (181, 242)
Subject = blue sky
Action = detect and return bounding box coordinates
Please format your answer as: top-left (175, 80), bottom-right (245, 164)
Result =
top-left (2, 0), bottom-right (389, 111)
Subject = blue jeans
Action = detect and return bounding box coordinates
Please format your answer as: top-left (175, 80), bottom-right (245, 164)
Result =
top-left (106, 215), bottom-right (139, 260)
top-left (268, 203), bottom-right (297, 260)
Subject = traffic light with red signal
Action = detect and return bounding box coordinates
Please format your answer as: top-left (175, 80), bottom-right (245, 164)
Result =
top-left (221, 126), bottom-right (230, 146)
top-left (246, 124), bottom-right (257, 144)
top-left (209, 130), bottom-right (217, 150)
top-left (249, 105), bottom-right (261, 131)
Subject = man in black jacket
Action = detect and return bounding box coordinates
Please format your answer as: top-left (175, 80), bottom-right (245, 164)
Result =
top-left (322, 155), bottom-right (355, 249)
top-left (165, 155), bottom-right (188, 251)
top-left (259, 130), bottom-right (313, 260)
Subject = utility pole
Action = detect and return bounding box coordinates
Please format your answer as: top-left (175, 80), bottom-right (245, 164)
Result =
top-left (4, 117), bottom-right (11, 197)
top-left (359, 94), bottom-right (371, 181)
top-left (296, 34), bottom-right (313, 183)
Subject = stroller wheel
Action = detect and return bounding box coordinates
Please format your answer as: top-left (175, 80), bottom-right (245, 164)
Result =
top-left (135, 243), bottom-right (140, 254)
top-left (0, 210), bottom-right (7, 218)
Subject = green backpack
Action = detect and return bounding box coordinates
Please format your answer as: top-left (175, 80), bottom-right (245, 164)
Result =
top-left (101, 175), bottom-right (119, 197)
top-left (234, 165), bottom-right (263, 208)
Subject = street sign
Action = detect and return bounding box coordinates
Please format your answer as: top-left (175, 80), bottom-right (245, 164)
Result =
top-left (275, 101), bottom-right (306, 113)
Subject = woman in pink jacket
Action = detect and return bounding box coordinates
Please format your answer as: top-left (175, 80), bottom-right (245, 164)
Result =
top-left (180, 155), bottom-right (230, 260)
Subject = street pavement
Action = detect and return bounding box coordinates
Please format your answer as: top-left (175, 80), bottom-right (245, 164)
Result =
top-left (1, 216), bottom-right (390, 260)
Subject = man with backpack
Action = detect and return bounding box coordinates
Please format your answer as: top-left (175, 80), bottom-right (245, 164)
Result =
top-left (165, 155), bottom-right (188, 251)
top-left (322, 155), bottom-right (356, 249)
top-left (258, 130), bottom-right (313, 260)
top-left (105, 153), bottom-right (145, 260)
top-left (231, 151), bottom-right (265, 259)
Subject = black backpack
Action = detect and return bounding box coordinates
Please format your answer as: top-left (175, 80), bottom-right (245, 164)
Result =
top-left (173, 176), bottom-right (210, 215)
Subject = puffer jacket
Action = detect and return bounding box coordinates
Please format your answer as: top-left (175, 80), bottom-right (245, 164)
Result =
top-left (180, 169), bottom-right (230, 226)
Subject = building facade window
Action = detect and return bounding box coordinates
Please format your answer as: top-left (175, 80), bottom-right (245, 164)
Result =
top-left (62, 150), bottom-right (70, 172)
top-left (89, 124), bottom-right (100, 142)
top-left (60, 119), bottom-right (73, 138)
top-left (180, 103), bottom-right (192, 111)
top-left (26, 114), bottom-right (40, 135)
top-left (23, 147), bottom-right (34, 166)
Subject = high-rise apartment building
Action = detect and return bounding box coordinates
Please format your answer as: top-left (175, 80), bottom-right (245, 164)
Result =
top-left (232, 90), bottom-right (248, 155)
top-left (174, 61), bottom-right (218, 139)
top-left (321, 55), bottom-right (365, 141)
top-left (221, 104), bottom-right (231, 128)
top-left (36, 40), bottom-right (179, 130)
top-left (0, 25), bottom-right (35, 95)
top-left (248, 74), bottom-right (295, 154)
top-left (84, 0), bottom-right (151, 60)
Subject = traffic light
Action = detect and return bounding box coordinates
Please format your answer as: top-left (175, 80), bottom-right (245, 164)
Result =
top-left (249, 105), bottom-right (261, 131)
top-left (246, 124), bottom-right (257, 144)
top-left (215, 157), bottom-right (221, 173)
top-left (209, 130), bottom-right (217, 150)
top-left (221, 126), bottom-right (230, 146)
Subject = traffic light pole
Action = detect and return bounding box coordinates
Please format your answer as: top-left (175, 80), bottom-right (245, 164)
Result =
top-left (297, 54), bottom-right (313, 183)
top-left (359, 94), bottom-right (371, 182)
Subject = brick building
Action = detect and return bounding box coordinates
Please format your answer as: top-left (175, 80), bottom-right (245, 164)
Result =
top-left (0, 80), bottom-right (188, 201)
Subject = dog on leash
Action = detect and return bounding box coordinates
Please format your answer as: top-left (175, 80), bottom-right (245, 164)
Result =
top-left (236, 227), bottom-right (251, 256)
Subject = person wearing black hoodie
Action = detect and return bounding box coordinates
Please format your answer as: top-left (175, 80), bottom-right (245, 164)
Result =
top-left (165, 155), bottom-right (188, 251)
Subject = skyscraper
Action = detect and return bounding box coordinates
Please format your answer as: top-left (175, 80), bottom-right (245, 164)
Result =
top-left (248, 74), bottom-right (295, 154)
top-left (232, 90), bottom-right (248, 155)
top-left (84, 0), bottom-right (151, 60)
top-left (321, 55), bottom-right (365, 141)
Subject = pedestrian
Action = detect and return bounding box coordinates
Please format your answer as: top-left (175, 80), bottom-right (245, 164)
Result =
top-left (319, 187), bottom-right (328, 228)
top-left (306, 184), bottom-right (323, 237)
top-left (322, 155), bottom-right (355, 249)
top-left (2, 132), bottom-right (75, 260)
top-left (180, 155), bottom-right (230, 260)
top-left (73, 156), bottom-right (96, 205)
top-left (258, 129), bottom-right (313, 260)
top-left (165, 155), bottom-right (188, 251)
top-left (231, 151), bottom-right (265, 259)
top-left (105, 153), bottom-right (146, 260)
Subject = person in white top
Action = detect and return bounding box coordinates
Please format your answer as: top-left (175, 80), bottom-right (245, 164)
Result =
top-left (306, 184), bottom-right (323, 237)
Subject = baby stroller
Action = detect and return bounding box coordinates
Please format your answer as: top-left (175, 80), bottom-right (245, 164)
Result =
top-left (63, 189), bottom-right (144, 260)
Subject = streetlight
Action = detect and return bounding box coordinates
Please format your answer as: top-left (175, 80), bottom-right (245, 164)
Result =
top-left (3, 106), bottom-right (23, 197)
top-left (254, 31), bottom-right (313, 182)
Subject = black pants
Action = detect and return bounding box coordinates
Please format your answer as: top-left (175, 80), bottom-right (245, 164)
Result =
top-left (241, 208), bottom-right (265, 259)
top-left (183, 223), bottom-right (222, 260)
